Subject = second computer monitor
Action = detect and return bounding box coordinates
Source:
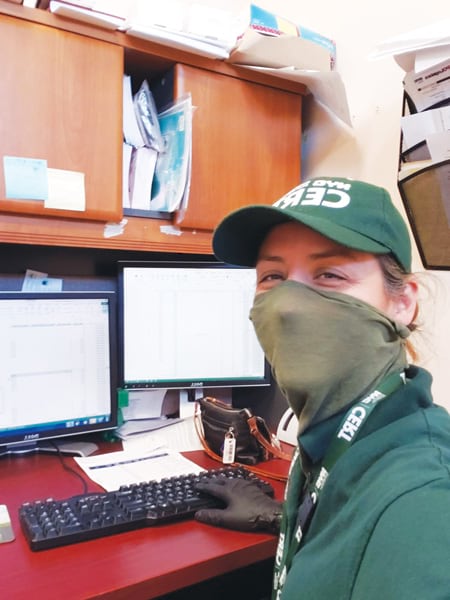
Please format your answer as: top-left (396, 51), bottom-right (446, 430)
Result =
top-left (118, 261), bottom-right (269, 390)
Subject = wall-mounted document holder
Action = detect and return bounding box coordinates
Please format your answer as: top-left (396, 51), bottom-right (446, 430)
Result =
top-left (398, 159), bottom-right (450, 269)
top-left (397, 88), bottom-right (450, 270)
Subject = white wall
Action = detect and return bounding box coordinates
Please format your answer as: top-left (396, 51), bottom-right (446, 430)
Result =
top-left (226, 0), bottom-right (450, 409)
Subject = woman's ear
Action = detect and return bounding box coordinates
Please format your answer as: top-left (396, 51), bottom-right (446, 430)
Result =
top-left (393, 279), bottom-right (419, 326)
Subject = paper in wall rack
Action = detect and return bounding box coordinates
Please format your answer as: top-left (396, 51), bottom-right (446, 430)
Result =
top-left (397, 74), bottom-right (450, 270)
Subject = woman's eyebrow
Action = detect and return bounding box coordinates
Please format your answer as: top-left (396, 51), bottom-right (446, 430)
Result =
top-left (256, 254), bottom-right (284, 263)
top-left (308, 248), bottom-right (358, 260)
top-left (257, 248), bottom-right (357, 264)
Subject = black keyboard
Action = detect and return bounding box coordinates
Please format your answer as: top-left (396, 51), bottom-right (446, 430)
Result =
top-left (19, 466), bottom-right (274, 551)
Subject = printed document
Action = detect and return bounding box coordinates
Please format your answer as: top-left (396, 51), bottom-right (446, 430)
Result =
top-left (75, 447), bottom-right (204, 491)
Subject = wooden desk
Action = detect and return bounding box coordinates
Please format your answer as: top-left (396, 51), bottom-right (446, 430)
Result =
top-left (0, 447), bottom-right (288, 600)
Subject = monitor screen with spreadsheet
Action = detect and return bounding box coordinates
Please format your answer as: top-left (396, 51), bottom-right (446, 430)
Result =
top-left (118, 261), bottom-right (269, 390)
top-left (0, 291), bottom-right (118, 454)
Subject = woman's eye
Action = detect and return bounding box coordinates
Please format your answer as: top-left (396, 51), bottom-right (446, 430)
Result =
top-left (317, 272), bottom-right (342, 279)
top-left (256, 272), bottom-right (284, 289)
top-left (314, 271), bottom-right (346, 285)
top-left (260, 273), bottom-right (283, 282)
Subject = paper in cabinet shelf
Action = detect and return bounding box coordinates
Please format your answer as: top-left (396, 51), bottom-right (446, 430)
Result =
top-left (133, 80), bottom-right (164, 153)
top-left (122, 142), bottom-right (133, 209)
top-left (127, 146), bottom-right (158, 211)
top-left (123, 75), bottom-right (146, 149)
top-left (150, 95), bottom-right (193, 216)
top-left (122, 75), bottom-right (172, 219)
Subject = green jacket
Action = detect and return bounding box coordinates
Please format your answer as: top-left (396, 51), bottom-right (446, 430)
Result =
top-left (275, 366), bottom-right (450, 600)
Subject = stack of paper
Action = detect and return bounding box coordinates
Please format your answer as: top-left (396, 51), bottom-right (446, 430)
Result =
top-left (391, 25), bottom-right (450, 249)
top-left (125, 0), bottom-right (241, 59)
top-left (225, 6), bottom-right (349, 126)
top-left (403, 57), bottom-right (450, 113)
top-left (122, 76), bottom-right (162, 212)
top-left (398, 59), bottom-right (450, 181)
top-left (230, 3), bottom-right (336, 72)
top-left (370, 19), bottom-right (450, 73)
top-left (375, 22), bottom-right (450, 181)
top-left (49, 0), bottom-right (131, 30)
top-left (229, 28), bottom-right (333, 72)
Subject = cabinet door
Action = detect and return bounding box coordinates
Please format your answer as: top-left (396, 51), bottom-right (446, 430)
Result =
top-left (0, 15), bottom-right (123, 221)
top-left (174, 64), bottom-right (302, 231)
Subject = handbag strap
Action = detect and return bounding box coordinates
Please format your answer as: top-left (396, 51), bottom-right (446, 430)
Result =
top-left (247, 415), bottom-right (293, 462)
top-left (194, 403), bottom-right (289, 482)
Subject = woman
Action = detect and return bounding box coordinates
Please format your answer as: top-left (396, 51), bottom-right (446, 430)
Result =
top-left (195, 177), bottom-right (450, 599)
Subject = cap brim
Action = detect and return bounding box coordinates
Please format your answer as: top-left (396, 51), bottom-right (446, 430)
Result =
top-left (212, 204), bottom-right (392, 266)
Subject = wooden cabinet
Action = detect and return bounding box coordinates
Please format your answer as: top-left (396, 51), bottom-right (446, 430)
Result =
top-left (0, 14), bottom-right (123, 222)
top-left (0, 3), bottom-right (303, 256)
top-left (173, 64), bottom-right (301, 231)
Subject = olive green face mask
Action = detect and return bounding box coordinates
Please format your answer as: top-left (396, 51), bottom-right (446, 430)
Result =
top-left (250, 281), bottom-right (410, 434)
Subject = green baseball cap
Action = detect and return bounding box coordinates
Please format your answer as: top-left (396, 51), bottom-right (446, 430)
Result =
top-left (213, 177), bottom-right (412, 272)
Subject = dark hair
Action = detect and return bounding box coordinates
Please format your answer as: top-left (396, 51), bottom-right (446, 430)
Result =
top-left (378, 254), bottom-right (419, 361)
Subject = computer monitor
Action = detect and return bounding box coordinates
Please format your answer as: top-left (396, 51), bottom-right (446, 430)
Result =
top-left (118, 261), bottom-right (270, 390)
top-left (0, 291), bottom-right (118, 455)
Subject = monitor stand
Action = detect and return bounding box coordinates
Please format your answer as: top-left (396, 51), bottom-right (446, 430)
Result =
top-left (1, 439), bottom-right (98, 458)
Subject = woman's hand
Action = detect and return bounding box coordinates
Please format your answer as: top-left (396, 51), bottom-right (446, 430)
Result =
top-left (195, 477), bottom-right (283, 534)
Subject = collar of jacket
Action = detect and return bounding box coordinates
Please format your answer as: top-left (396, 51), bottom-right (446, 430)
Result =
top-left (298, 365), bottom-right (433, 466)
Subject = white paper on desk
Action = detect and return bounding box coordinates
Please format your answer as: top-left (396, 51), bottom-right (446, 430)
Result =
top-left (122, 416), bottom-right (203, 454)
top-left (74, 447), bottom-right (204, 491)
top-left (233, 64), bottom-right (352, 128)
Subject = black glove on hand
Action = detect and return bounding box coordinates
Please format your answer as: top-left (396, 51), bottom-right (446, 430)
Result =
top-left (194, 478), bottom-right (283, 534)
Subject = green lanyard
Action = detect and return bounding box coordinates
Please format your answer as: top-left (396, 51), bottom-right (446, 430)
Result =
top-left (272, 371), bottom-right (405, 599)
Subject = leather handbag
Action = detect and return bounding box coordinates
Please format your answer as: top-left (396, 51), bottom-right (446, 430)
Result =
top-left (194, 397), bottom-right (291, 474)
